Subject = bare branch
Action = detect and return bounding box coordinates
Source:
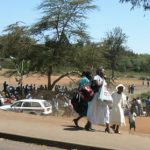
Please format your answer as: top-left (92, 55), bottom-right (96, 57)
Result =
top-left (50, 71), bottom-right (81, 90)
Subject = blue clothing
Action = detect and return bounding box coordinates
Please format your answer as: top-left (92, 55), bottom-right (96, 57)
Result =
top-left (79, 76), bottom-right (90, 90)
top-left (145, 98), bottom-right (150, 106)
top-left (76, 76), bottom-right (90, 116)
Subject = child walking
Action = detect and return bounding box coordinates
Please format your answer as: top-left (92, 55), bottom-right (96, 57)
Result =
top-left (128, 109), bottom-right (136, 133)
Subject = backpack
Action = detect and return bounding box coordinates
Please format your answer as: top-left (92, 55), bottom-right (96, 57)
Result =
top-left (90, 80), bottom-right (100, 93)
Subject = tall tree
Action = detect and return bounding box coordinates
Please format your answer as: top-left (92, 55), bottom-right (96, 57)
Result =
top-left (0, 22), bottom-right (36, 59)
top-left (31, 0), bottom-right (97, 90)
top-left (102, 27), bottom-right (127, 79)
top-left (73, 41), bottom-right (105, 71)
top-left (120, 0), bottom-right (150, 10)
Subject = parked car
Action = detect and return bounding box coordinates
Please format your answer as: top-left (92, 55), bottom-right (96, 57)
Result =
top-left (0, 99), bottom-right (52, 115)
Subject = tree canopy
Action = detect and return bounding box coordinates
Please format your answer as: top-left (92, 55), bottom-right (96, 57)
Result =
top-left (102, 27), bottom-right (127, 78)
top-left (30, 0), bottom-right (97, 90)
top-left (120, 0), bottom-right (150, 10)
top-left (0, 22), bottom-right (36, 59)
top-left (31, 0), bottom-right (97, 43)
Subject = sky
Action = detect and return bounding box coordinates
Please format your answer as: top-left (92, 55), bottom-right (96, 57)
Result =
top-left (0, 0), bottom-right (150, 54)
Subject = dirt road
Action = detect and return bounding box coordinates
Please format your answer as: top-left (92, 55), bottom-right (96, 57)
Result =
top-left (0, 110), bottom-right (150, 150)
top-left (0, 69), bottom-right (150, 136)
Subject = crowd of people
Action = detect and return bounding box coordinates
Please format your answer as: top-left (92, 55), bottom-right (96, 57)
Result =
top-left (130, 97), bottom-right (143, 116)
top-left (0, 81), bottom-right (49, 106)
top-left (129, 96), bottom-right (150, 117)
top-left (0, 67), bottom-right (150, 134)
top-left (72, 67), bottom-right (130, 134)
top-left (71, 66), bottom-right (150, 134)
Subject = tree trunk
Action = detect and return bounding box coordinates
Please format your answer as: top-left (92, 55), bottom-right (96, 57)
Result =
top-left (111, 68), bottom-right (114, 79)
top-left (47, 66), bottom-right (52, 90)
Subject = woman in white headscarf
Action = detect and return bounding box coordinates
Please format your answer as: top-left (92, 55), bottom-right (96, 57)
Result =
top-left (110, 84), bottom-right (127, 134)
top-left (87, 67), bottom-right (111, 133)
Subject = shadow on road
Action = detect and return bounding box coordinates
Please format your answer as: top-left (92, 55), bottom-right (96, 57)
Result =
top-left (63, 125), bottom-right (84, 131)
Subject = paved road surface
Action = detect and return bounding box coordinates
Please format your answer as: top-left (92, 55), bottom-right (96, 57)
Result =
top-left (0, 138), bottom-right (64, 150)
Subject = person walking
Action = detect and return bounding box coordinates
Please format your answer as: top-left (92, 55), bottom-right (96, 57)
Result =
top-left (110, 84), bottom-right (127, 134)
top-left (87, 67), bottom-right (111, 133)
top-left (128, 109), bottom-right (136, 133)
top-left (72, 71), bottom-right (93, 130)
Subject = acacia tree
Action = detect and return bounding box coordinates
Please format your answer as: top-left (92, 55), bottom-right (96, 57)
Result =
top-left (120, 0), bottom-right (150, 10)
top-left (102, 27), bottom-right (127, 79)
top-left (0, 22), bottom-right (36, 59)
top-left (31, 0), bottom-right (97, 90)
top-left (73, 41), bottom-right (105, 71)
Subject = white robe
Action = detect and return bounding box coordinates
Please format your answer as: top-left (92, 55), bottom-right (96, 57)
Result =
top-left (110, 92), bottom-right (127, 126)
top-left (87, 76), bottom-right (110, 125)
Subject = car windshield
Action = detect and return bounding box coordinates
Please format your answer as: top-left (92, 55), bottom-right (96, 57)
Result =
top-left (11, 101), bottom-right (23, 107)
top-left (43, 101), bottom-right (51, 107)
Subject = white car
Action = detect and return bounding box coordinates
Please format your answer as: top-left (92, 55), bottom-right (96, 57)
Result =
top-left (0, 99), bottom-right (52, 115)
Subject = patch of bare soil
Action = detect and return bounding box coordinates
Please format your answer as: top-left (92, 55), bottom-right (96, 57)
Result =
top-left (122, 117), bottom-right (150, 136)
top-left (0, 72), bottom-right (79, 88)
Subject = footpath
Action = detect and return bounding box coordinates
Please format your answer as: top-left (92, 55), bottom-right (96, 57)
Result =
top-left (0, 110), bottom-right (150, 150)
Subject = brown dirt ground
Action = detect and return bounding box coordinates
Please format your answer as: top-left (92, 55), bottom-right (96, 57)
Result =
top-left (0, 69), bottom-right (150, 136)
top-left (0, 69), bottom-right (80, 88)
top-left (0, 110), bottom-right (150, 137)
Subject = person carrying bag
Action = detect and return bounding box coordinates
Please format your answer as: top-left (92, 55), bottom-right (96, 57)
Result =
top-left (98, 80), bottom-right (113, 104)
top-left (80, 84), bottom-right (94, 102)
top-left (72, 71), bottom-right (94, 131)
top-left (87, 67), bottom-right (112, 133)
